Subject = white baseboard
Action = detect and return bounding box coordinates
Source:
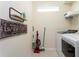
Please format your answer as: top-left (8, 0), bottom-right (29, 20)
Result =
top-left (45, 48), bottom-right (56, 51)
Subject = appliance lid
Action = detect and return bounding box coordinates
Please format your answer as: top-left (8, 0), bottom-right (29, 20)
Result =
top-left (62, 34), bottom-right (79, 42)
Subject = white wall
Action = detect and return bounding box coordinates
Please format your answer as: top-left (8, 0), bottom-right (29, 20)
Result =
top-left (32, 1), bottom-right (72, 50)
top-left (69, 1), bottom-right (79, 30)
top-left (0, 1), bottom-right (32, 57)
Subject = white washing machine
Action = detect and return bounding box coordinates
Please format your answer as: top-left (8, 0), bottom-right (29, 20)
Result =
top-left (62, 34), bottom-right (79, 57)
top-left (57, 33), bottom-right (79, 57)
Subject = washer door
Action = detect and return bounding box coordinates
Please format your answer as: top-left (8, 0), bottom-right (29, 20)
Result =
top-left (62, 39), bottom-right (75, 57)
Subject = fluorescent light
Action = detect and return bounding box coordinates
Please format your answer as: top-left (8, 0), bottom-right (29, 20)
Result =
top-left (37, 6), bottom-right (59, 12)
top-left (37, 8), bottom-right (59, 12)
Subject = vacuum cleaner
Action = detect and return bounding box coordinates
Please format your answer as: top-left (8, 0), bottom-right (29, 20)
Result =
top-left (34, 31), bottom-right (41, 53)
top-left (32, 27), bottom-right (46, 53)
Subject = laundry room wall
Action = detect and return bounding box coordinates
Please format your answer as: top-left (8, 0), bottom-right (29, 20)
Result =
top-left (32, 1), bottom-right (72, 50)
top-left (0, 1), bottom-right (32, 57)
top-left (69, 1), bottom-right (79, 30)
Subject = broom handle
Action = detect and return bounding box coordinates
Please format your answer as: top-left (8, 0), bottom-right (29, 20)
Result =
top-left (32, 26), bottom-right (34, 32)
top-left (32, 26), bottom-right (34, 41)
top-left (43, 27), bottom-right (46, 47)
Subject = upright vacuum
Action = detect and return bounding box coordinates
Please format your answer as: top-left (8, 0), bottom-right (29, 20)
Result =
top-left (34, 31), bottom-right (41, 53)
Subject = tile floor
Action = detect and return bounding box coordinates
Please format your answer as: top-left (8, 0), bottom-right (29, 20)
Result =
top-left (32, 50), bottom-right (64, 57)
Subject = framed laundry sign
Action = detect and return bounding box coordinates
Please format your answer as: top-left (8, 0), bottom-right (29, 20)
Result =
top-left (0, 18), bottom-right (27, 39)
top-left (9, 7), bottom-right (26, 22)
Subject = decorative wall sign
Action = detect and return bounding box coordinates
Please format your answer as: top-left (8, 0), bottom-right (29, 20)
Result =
top-left (0, 18), bottom-right (27, 39)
